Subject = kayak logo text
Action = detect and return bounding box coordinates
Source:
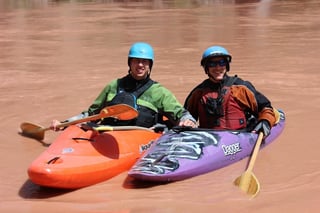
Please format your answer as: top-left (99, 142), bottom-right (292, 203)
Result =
top-left (222, 142), bottom-right (241, 156)
top-left (140, 140), bottom-right (155, 153)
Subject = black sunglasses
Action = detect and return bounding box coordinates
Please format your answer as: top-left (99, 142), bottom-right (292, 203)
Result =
top-left (207, 59), bottom-right (227, 68)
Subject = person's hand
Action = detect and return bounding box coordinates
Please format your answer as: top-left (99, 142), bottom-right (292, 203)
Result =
top-left (50, 119), bottom-right (63, 131)
top-left (179, 119), bottom-right (197, 128)
top-left (252, 120), bottom-right (271, 137)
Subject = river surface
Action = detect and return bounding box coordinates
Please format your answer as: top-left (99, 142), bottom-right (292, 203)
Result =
top-left (1, 0), bottom-right (319, 212)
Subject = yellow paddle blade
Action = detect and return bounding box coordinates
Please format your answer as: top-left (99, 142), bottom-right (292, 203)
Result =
top-left (20, 122), bottom-right (45, 140)
top-left (233, 171), bottom-right (260, 198)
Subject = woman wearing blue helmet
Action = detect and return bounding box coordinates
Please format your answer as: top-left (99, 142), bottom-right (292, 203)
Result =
top-left (184, 45), bottom-right (277, 137)
top-left (51, 42), bottom-right (196, 130)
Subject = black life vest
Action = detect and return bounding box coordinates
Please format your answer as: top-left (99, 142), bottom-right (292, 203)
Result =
top-left (102, 78), bottom-right (158, 127)
top-left (198, 76), bottom-right (247, 130)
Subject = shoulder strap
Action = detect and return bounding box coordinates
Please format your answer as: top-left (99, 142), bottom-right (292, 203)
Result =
top-left (220, 75), bottom-right (238, 96)
top-left (117, 78), bottom-right (154, 98)
top-left (224, 75), bottom-right (238, 87)
top-left (133, 79), bottom-right (154, 97)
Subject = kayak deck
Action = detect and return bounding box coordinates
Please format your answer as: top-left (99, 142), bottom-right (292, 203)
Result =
top-left (28, 125), bottom-right (161, 189)
top-left (128, 110), bottom-right (286, 182)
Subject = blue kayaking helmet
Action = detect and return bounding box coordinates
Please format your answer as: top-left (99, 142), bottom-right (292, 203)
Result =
top-left (128, 42), bottom-right (154, 70)
top-left (200, 46), bottom-right (232, 71)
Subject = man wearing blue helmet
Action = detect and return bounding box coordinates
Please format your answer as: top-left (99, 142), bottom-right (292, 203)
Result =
top-left (51, 42), bottom-right (196, 130)
top-left (184, 45), bottom-right (276, 137)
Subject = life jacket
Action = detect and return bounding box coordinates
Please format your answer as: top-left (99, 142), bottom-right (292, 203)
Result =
top-left (198, 77), bottom-right (247, 130)
top-left (102, 78), bottom-right (158, 128)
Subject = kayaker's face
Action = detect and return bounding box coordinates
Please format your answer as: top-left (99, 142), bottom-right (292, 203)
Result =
top-left (129, 58), bottom-right (151, 80)
top-left (206, 57), bottom-right (227, 83)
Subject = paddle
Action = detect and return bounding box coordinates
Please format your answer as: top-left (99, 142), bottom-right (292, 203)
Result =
top-left (233, 132), bottom-right (264, 198)
top-left (20, 104), bottom-right (138, 140)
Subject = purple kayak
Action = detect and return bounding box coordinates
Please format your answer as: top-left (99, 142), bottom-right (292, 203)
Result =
top-left (128, 109), bottom-right (285, 182)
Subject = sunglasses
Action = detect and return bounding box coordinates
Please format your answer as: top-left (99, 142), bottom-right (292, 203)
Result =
top-left (207, 59), bottom-right (227, 68)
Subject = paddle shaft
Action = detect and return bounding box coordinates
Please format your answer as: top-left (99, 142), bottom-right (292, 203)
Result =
top-left (246, 132), bottom-right (264, 173)
top-left (47, 104), bottom-right (139, 131)
top-left (41, 113), bottom-right (107, 132)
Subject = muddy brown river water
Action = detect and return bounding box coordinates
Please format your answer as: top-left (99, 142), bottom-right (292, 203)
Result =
top-left (0, 0), bottom-right (319, 212)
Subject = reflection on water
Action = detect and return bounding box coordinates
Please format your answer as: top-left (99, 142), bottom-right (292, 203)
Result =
top-left (1, 0), bottom-right (320, 212)
top-left (0, 0), bottom-right (273, 10)
top-left (0, 0), bottom-right (318, 11)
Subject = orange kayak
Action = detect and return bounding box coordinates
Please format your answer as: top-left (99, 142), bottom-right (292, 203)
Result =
top-left (28, 125), bottom-right (161, 189)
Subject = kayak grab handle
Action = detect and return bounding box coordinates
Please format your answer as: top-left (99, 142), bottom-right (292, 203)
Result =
top-left (72, 137), bottom-right (95, 142)
top-left (47, 156), bottom-right (62, 164)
